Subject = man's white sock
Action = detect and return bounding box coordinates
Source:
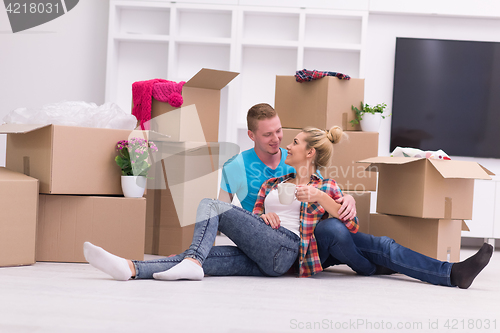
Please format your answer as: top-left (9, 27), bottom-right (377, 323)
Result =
top-left (153, 259), bottom-right (204, 281)
top-left (83, 242), bottom-right (132, 281)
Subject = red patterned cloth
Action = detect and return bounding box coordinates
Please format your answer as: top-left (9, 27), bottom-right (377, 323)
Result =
top-left (132, 79), bottom-right (185, 130)
top-left (252, 173), bottom-right (358, 278)
top-left (295, 69), bottom-right (351, 82)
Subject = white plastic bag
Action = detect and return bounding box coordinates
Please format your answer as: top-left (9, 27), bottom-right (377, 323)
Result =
top-left (3, 101), bottom-right (137, 130)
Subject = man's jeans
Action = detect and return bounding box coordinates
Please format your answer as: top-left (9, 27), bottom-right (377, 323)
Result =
top-left (315, 218), bottom-right (453, 286)
top-left (133, 199), bottom-right (300, 279)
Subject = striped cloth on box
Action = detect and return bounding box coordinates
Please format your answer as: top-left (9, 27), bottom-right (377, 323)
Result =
top-left (295, 69), bottom-right (351, 82)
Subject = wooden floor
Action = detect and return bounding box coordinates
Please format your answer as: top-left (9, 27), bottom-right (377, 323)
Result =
top-left (0, 246), bottom-right (498, 333)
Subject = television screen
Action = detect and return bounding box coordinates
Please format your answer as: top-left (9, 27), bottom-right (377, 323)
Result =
top-left (391, 37), bottom-right (500, 158)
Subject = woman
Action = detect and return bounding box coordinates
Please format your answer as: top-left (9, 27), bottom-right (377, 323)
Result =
top-left (84, 126), bottom-right (355, 280)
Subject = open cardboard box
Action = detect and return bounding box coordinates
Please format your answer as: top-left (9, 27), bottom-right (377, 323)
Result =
top-left (144, 68), bottom-right (239, 142)
top-left (281, 129), bottom-right (378, 191)
top-left (368, 213), bottom-right (469, 262)
top-left (1, 124), bottom-right (134, 195)
top-left (37, 195), bottom-right (146, 263)
top-left (145, 104), bottom-right (207, 142)
top-left (275, 76), bottom-right (364, 131)
top-left (359, 157), bottom-right (494, 219)
top-left (0, 167), bottom-right (38, 267)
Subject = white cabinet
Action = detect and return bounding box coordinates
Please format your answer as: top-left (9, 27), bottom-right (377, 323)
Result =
top-left (105, 1), bottom-right (367, 147)
top-left (462, 178), bottom-right (500, 248)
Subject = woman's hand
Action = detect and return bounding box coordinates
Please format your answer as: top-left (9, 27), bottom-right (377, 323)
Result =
top-left (296, 185), bottom-right (324, 203)
top-left (335, 194), bottom-right (357, 222)
top-left (296, 184), bottom-right (343, 220)
top-left (261, 212), bottom-right (281, 229)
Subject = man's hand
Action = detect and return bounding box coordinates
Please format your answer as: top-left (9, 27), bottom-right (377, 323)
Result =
top-left (261, 212), bottom-right (281, 229)
top-left (335, 194), bottom-right (356, 222)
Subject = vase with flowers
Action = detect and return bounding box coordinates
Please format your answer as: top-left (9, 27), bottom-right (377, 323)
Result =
top-left (115, 137), bottom-right (158, 198)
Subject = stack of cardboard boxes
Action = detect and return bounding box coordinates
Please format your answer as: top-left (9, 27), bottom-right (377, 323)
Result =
top-left (0, 123), bottom-right (147, 266)
top-left (143, 68), bottom-right (239, 256)
top-left (359, 157), bottom-right (493, 261)
top-left (275, 75), bottom-right (378, 228)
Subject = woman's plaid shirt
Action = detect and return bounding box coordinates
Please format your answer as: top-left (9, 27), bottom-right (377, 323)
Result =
top-left (252, 173), bottom-right (359, 278)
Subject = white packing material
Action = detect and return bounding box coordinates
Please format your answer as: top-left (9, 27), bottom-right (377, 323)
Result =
top-left (3, 101), bottom-right (137, 130)
top-left (391, 146), bottom-right (451, 160)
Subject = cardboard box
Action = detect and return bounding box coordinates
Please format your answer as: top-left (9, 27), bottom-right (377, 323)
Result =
top-left (37, 195), bottom-right (146, 262)
top-left (145, 141), bottom-right (219, 255)
top-left (0, 168), bottom-right (38, 267)
top-left (147, 104), bottom-right (207, 142)
top-left (145, 185), bottom-right (205, 256)
top-left (274, 76), bottom-right (364, 131)
top-left (156, 225), bottom-right (195, 257)
top-left (281, 129), bottom-right (378, 191)
top-left (153, 141), bottom-right (220, 226)
top-left (368, 213), bottom-right (469, 262)
top-left (148, 68), bottom-right (239, 142)
top-left (360, 157), bottom-right (494, 219)
top-left (344, 191), bottom-right (371, 234)
top-left (1, 124), bottom-right (133, 195)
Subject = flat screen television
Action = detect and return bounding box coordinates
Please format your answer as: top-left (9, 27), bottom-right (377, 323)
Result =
top-left (391, 37), bottom-right (500, 158)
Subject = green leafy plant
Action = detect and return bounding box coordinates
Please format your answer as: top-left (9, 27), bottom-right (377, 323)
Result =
top-left (115, 138), bottom-right (158, 176)
top-left (350, 102), bottom-right (390, 126)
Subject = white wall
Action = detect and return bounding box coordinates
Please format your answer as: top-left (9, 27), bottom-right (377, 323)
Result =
top-left (0, 0), bottom-right (110, 166)
top-left (365, 12), bottom-right (500, 175)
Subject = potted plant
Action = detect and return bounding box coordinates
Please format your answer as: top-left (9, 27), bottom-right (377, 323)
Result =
top-left (350, 102), bottom-right (390, 132)
top-left (115, 137), bottom-right (158, 198)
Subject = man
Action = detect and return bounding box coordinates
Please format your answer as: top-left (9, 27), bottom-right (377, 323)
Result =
top-left (218, 103), bottom-right (356, 219)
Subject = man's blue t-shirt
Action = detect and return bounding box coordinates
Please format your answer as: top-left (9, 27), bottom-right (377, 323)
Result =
top-left (220, 148), bottom-right (295, 212)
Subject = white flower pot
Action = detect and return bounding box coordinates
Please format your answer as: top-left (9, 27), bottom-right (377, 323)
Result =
top-left (359, 113), bottom-right (382, 132)
top-left (121, 175), bottom-right (146, 198)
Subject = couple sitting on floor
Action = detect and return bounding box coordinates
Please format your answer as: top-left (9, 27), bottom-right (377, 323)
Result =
top-left (84, 103), bottom-right (493, 289)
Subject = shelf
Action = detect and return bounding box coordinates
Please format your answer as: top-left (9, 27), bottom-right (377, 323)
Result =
top-left (114, 34), bottom-right (170, 43)
top-left (177, 8), bottom-right (233, 39)
top-left (303, 43), bottom-right (362, 51)
top-left (242, 11), bottom-right (300, 41)
top-left (239, 46), bottom-right (298, 123)
top-left (303, 48), bottom-right (361, 78)
top-left (107, 1), bottom-right (367, 145)
top-left (174, 37), bottom-right (232, 46)
top-left (116, 6), bottom-right (170, 36)
top-left (174, 43), bottom-right (231, 81)
top-left (304, 14), bottom-right (363, 45)
top-left (238, 0), bottom-right (369, 11)
top-left (241, 40), bottom-right (299, 49)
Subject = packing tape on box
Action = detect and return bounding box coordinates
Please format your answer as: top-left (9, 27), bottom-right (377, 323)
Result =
top-left (23, 156), bottom-right (30, 177)
top-left (445, 197), bottom-right (452, 220)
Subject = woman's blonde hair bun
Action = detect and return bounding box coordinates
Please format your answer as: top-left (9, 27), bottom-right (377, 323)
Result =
top-left (326, 126), bottom-right (344, 144)
top-left (302, 125), bottom-right (346, 169)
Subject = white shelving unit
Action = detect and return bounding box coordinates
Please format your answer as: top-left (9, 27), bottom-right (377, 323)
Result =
top-left (105, 0), bottom-right (367, 148)
top-left (462, 178), bottom-right (500, 248)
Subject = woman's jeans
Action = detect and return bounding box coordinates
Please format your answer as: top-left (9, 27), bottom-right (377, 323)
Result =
top-left (133, 199), bottom-right (300, 279)
top-left (314, 218), bottom-right (454, 286)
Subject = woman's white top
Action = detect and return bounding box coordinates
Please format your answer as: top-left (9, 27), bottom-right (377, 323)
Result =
top-left (264, 187), bottom-right (301, 236)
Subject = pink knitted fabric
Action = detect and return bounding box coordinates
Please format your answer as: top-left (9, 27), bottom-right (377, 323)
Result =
top-left (132, 79), bottom-right (186, 130)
